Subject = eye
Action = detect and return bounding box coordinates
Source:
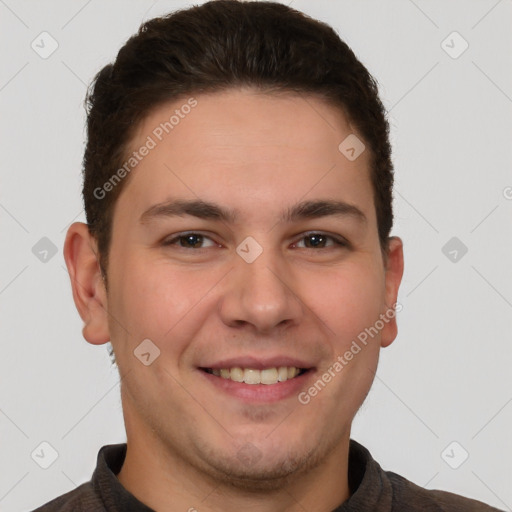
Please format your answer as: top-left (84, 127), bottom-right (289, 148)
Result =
top-left (161, 231), bottom-right (348, 251)
top-left (293, 232), bottom-right (348, 249)
top-left (162, 232), bottom-right (218, 249)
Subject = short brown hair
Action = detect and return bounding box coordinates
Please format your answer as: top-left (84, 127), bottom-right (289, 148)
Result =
top-left (83, 0), bottom-right (394, 281)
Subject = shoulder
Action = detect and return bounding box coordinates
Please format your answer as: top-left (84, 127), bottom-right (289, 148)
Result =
top-left (386, 470), bottom-right (504, 512)
top-left (29, 482), bottom-right (105, 512)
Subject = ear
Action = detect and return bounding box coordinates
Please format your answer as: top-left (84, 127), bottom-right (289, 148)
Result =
top-left (63, 222), bottom-right (110, 345)
top-left (380, 236), bottom-right (404, 348)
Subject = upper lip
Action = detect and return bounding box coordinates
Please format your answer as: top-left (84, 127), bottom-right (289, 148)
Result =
top-left (200, 355), bottom-right (315, 370)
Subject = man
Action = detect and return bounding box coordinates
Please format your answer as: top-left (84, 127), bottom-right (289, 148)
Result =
top-left (32, 1), bottom-right (502, 510)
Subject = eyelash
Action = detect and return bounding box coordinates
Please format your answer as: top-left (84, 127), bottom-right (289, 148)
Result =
top-left (162, 231), bottom-right (349, 251)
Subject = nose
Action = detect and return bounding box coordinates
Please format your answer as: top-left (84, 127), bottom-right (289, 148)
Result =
top-left (219, 249), bottom-right (303, 334)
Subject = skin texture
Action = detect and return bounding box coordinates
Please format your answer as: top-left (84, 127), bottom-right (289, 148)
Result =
top-left (64, 88), bottom-right (404, 512)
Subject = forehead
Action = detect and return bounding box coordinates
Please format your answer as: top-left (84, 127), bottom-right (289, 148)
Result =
top-left (113, 88), bottom-right (375, 226)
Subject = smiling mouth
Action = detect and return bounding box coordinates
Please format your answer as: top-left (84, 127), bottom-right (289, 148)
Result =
top-left (201, 367), bottom-right (309, 385)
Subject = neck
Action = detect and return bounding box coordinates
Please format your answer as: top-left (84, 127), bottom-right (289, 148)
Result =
top-left (116, 427), bottom-right (351, 512)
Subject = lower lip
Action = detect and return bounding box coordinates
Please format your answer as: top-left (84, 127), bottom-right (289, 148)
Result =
top-left (199, 369), bottom-right (314, 403)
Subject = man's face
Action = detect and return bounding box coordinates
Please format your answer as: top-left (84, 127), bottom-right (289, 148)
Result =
top-left (94, 89), bottom-right (402, 485)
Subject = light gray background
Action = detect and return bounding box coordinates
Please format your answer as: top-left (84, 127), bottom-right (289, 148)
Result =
top-left (1, 0), bottom-right (511, 510)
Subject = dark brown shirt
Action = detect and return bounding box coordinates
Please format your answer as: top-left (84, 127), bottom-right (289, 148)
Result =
top-left (31, 440), bottom-right (504, 511)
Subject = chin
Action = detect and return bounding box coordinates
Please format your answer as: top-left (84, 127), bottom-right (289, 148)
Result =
top-left (197, 442), bottom-right (326, 492)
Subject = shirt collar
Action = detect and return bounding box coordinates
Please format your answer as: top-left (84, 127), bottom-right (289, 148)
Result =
top-left (333, 440), bottom-right (392, 511)
top-left (91, 439), bottom-right (388, 511)
top-left (92, 443), bottom-right (155, 511)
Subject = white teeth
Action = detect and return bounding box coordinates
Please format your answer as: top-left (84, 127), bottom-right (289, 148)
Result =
top-left (277, 366), bottom-right (288, 382)
top-left (230, 367), bottom-right (244, 382)
top-left (208, 366), bottom-right (303, 385)
top-left (244, 369), bottom-right (261, 384)
top-left (260, 368), bottom-right (278, 384)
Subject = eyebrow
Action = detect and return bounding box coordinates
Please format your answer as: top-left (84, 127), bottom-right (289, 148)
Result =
top-left (139, 198), bottom-right (367, 225)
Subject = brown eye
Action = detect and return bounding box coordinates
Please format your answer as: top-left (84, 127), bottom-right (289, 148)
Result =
top-left (163, 233), bottom-right (216, 249)
top-left (304, 234), bottom-right (328, 248)
top-left (179, 234), bottom-right (204, 248)
top-left (295, 233), bottom-right (347, 249)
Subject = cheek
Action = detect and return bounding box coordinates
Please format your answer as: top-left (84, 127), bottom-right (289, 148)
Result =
top-left (302, 261), bottom-right (384, 346)
top-left (110, 256), bottom-right (219, 350)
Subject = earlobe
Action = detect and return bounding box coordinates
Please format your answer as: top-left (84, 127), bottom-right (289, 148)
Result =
top-left (63, 222), bottom-right (110, 345)
top-left (380, 236), bottom-right (404, 348)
